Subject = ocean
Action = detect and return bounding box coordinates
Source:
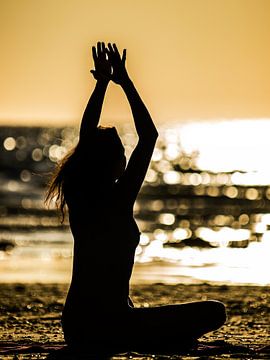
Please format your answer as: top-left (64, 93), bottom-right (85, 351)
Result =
top-left (0, 120), bottom-right (270, 285)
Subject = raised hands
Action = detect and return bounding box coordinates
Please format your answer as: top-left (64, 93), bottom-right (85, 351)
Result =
top-left (106, 43), bottom-right (129, 85)
top-left (90, 42), bottom-right (130, 86)
top-left (90, 42), bottom-right (111, 83)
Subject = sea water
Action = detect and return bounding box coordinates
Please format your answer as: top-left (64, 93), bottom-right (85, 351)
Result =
top-left (0, 120), bottom-right (270, 285)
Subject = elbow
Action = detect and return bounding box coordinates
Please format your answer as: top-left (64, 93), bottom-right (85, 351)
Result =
top-left (137, 121), bottom-right (159, 141)
top-left (153, 128), bottom-right (159, 139)
top-left (148, 120), bottom-right (159, 139)
top-left (149, 127), bottom-right (159, 142)
top-left (143, 129), bottom-right (158, 143)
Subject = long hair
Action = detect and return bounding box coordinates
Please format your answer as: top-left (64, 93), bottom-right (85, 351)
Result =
top-left (45, 147), bottom-right (76, 222)
top-left (45, 126), bottom-right (124, 221)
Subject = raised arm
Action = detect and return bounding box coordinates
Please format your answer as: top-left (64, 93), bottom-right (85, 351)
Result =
top-left (79, 42), bottom-right (111, 142)
top-left (107, 43), bottom-right (158, 205)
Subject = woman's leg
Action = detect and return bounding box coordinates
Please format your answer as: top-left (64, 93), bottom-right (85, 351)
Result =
top-left (62, 300), bottom-right (226, 355)
top-left (128, 300), bottom-right (226, 353)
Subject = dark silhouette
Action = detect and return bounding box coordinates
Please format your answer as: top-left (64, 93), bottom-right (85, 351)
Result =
top-left (46, 42), bottom-right (226, 356)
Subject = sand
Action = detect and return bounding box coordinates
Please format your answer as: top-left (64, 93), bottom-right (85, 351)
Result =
top-left (0, 283), bottom-right (269, 359)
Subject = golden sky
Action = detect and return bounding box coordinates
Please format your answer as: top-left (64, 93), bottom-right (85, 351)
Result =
top-left (0, 0), bottom-right (270, 126)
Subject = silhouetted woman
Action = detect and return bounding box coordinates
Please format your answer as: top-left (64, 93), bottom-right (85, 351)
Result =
top-left (46, 42), bottom-right (226, 356)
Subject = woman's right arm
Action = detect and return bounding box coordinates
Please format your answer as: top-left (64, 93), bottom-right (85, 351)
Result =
top-left (79, 42), bottom-right (111, 143)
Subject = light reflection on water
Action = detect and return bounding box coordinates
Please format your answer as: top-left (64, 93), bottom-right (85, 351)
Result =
top-left (0, 231), bottom-right (269, 285)
top-left (135, 235), bottom-right (270, 285)
top-left (0, 120), bottom-right (270, 285)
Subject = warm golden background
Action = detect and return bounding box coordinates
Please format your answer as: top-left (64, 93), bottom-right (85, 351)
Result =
top-left (0, 0), bottom-right (270, 126)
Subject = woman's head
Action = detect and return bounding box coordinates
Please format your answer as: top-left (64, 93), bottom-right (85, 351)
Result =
top-left (91, 126), bottom-right (126, 179)
top-left (45, 126), bottom-right (126, 220)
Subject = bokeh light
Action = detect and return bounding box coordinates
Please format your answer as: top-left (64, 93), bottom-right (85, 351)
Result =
top-left (3, 137), bottom-right (16, 151)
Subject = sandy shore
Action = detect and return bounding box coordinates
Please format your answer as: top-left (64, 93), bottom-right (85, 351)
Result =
top-left (0, 283), bottom-right (269, 359)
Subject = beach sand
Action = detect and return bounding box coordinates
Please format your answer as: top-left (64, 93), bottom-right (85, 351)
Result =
top-left (0, 283), bottom-right (269, 359)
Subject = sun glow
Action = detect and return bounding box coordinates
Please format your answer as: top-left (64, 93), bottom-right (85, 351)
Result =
top-left (177, 119), bottom-right (270, 174)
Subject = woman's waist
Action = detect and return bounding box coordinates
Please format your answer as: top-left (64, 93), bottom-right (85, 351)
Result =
top-left (70, 226), bottom-right (140, 242)
top-left (69, 215), bottom-right (140, 240)
top-left (70, 263), bottom-right (134, 288)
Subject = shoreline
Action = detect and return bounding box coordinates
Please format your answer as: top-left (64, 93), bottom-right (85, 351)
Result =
top-left (0, 282), bottom-right (269, 359)
top-left (0, 258), bottom-right (269, 286)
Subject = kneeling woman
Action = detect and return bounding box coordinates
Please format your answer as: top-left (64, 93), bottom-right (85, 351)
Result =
top-left (46, 42), bottom-right (226, 356)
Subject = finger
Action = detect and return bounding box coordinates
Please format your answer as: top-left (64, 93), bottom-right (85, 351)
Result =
top-left (122, 49), bottom-right (126, 64)
top-left (108, 43), bottom-right (115, 54)
top-left (113, 43), bottom-right (120, 57)
top-left (92, 46), bottom-right (97, 63)
top-left (97, 42), bottom-right (102, 56)
top-left (101, 42), bottom-right (106, 56)
top-left (105, 48), bottom-right (112, 60)
top-left (107, 43), bottom-right (117, 62)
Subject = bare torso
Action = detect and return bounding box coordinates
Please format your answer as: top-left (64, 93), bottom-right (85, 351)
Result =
top-left (63, 184), bottom-right (140, 316)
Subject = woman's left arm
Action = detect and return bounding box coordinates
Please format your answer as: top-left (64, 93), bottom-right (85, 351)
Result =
top-left (107, 43), bottom-right (158, 205)
top-left (119, 77), bottom-right (158, 204)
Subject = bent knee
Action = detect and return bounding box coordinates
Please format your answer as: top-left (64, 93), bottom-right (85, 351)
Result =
top-left (206, 300), bottom-right (227, 330)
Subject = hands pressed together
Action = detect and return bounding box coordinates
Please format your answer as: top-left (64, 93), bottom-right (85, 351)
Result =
top-left (90, 42), bottom-right (130, 86)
